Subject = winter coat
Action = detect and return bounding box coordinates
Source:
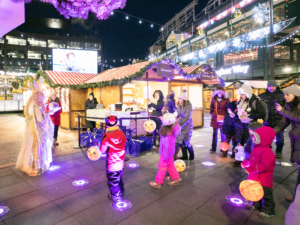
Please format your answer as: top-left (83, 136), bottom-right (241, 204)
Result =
top-left (148, 90), bottom-right (164, 117)
top-left (84, 98), bottom-right (98, 128)
top-left (45, 98), bottom-right (62, 126)
top-left (259, 87), bottom-right (285, 128)
top-left (159, 124), bottom-right (180, 161)
top-left (274, 103), bottom-right (300, 163)
top-left (166, 94), bottom-right (177, 114)
top-left (286, 183), bottom-right (300, 225)
top-left (242, 126), bottom-right (276, 188)
top-left (222, 113), bottom-right (236, 137)
top-left (210, 96), bottom-right (230, 129)
top-left (235, 94), bottom-right (266, 144)
top-left (100, 126), bottom-right (126, 171)
top-left (176, 101), bottom-right (193, 144)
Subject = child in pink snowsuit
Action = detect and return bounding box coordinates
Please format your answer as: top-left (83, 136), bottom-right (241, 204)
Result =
top-left (149, 112), bottom-right (181, 189)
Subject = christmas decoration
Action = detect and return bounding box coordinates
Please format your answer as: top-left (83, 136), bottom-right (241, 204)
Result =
top-left (143, 120), bottom-right (157, 133)
top-left (174, 159), bottom-right (186, 172)
top-left (220, 142), bottom-right (230, 151)
top-left (234, 9), bottom-right (242, 18)
top-left (239, 180), bottom-right (264, 202)
top-left (87, 146), bottom-right (102, 161)
top-left (12, 0), bottom-right (127, 20)
top-left (253, 3), bottom-right (269, 24)
top-left (198, 29), bottom-right (204, 36)
top-left (177, 40), bottom-right (182, 46)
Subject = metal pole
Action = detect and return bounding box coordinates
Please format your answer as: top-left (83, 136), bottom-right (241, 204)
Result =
top-left (269, 0), bottom-right (275, 80)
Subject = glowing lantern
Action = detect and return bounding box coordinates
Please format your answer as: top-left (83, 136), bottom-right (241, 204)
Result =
top-left (239, 180), bottom-right (264, 202)
top-left (174, 160), bottom-right (186, 172)
top-left (87, 146), bottom-right (101, 161)
top-left (143, 120), bottom-right (156, 133)
top-left (220, 142), bottom-right (229, 151)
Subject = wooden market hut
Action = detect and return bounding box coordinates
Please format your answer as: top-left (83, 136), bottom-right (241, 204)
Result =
top-left (278, 74), bottom-right (300, 89)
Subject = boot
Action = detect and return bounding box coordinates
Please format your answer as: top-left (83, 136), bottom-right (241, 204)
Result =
top-left (230, 151), bottom-right (235, 159)
top-left (231, 160), bottom-right (242, 167)
top-left (149, 181), bottom-right (162, 189)
top-left (220, 150), bottom-right (227, 158)
top-left (178, 144), bottom-right (188, 160)
top-left (187, 146), bottom-right (194, 160)
top-left (174, 143), bottom-right (180, 160)
top-left (53, 138), bottom-right (59, 146)
top-left (275, 144), bottom-right (284, 158)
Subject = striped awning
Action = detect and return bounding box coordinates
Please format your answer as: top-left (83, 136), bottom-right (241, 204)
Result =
top-left (85, 61), bottom-right (149, 84)
top-left (44, 71), bottom-right (96, 85)
top-left (182, 65), bottom-right (201, 74)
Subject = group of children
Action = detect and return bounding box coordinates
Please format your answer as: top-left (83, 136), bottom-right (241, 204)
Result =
top-left (100, 103), bottom-right (276, 219)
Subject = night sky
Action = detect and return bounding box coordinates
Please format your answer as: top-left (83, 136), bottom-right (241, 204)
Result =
top-left (23, 0), bottom-right (208, 67)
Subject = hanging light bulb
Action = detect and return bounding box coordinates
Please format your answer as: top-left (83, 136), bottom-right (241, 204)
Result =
top-left (151, 24), bottom-right (153, 27)
top-left (126, 16), bottom-right (129, 19)
top-left (139, 20), bottom-right (142, 24)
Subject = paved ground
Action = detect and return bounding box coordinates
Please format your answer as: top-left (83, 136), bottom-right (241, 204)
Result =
top-left (0, 113), bottom-right (297, 225)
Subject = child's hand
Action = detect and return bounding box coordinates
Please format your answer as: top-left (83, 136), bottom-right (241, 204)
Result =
top-left (233, 148), bottom-right (238, 153)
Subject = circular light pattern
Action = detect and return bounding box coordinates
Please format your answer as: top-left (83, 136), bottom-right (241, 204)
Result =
top-left (111, 200), bottom-right (132, 211)
top-left (72, 179), bottom-right (89, 187)
top-left (49, 165), bottom-right (60, 171)
top-left (225, 196), bottom-right (244, 206)
top-left (127, 163), bottom-right (139, 168)
top-left (195, 144), bottom-right (204, 147)
top-left (0, 206), bottom-right (10, 216)
top-left (231, 197), bottom-right (243, 204)
top-left (202, 162), bottom-right (216, 166)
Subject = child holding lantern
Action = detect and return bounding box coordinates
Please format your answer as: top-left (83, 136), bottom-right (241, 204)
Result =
top-left (241, 126), bottom-right (276, 218)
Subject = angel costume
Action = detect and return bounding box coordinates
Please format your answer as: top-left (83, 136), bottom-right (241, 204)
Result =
top-left (15, 81), bottom-right (54, 176)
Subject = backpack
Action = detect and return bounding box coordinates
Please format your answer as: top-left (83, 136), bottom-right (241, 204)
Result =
top-left (252, 98), bottom-right (268, 122)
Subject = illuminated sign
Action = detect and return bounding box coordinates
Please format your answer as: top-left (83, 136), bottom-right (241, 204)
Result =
top-left (216, 65), bottom-right (249, 76)
top-left (157, 64), bottom-right (174, 78)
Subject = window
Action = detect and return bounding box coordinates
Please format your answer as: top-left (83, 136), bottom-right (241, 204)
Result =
top-left (275, 46), bottom-right (290, 61)
top-left (191, 39), bottom-right (207, 52)
top-left (273, 5), bottom-right (285, 23)
top-left (6, 50), bottom-right (26, 59)
top-left (28, 51), bottom-right (42, 59)
top-left (48, 40), bottom-right (66, 48)
top-left (6, 36), bottom-right (26, 46)
top-left (0, 38), bottom-right (4, 44)
top-left (28, 39), bottom-right (46, 47)
top-left (224, 48), bottom-right (258, 66)
top-left (67, 41), bottom-right (84, 49)
top-left (178, 46), bottom-right (189, 57)
top-left (85, 42), bottom-right (101, 50)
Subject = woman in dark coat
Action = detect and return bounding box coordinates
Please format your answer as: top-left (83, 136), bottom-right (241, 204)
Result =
top-left (210, 87), bottom-right (230, 153)
top-left (174, 90), bottom-right (194, 160)
top-left (273, 84), bottom-right (300, 202)
top-left (84, 93), bottom-right (98, 129)
top-left (148, 90), bottom-right (164, 146)
top-left (166, 90), bottom-right (177, 114)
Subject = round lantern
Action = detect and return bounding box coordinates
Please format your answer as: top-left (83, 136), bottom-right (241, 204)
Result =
top-left (143, 120), bottom-right (156, 133)
top-left (174, 160), bottom-right (186, 172)
top-left (87, 146), bottom-right (101, 161)
top-left (239, 180), bottom-right (264, 202)
top-left (220, 142), bottom-right (229, 151)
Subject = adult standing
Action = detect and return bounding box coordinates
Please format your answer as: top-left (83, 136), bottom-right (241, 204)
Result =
top-left (273, 84), bottom-right (300, 202)
top-left (148, 90), bottom-right (164, 146)
top-left (45, 92), bottom-right (62, 147)
top-left (174, 90), bottom-right (194, 160)
top-left (209, 87), bottom-right (230, 153)
top-left (84, 93), bottom-right (98, 130)
top-left (259, 80), bottom-right (285, 158)
top-left (166, 90), bottom-right (177, 114)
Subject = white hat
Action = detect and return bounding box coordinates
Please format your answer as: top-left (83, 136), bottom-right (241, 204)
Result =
top-left (238, 83), bottom-right (253, 99)
top-left (178, 91), bottom-right (187, 100)
top-left (162, 111), bottom-right (178, 126)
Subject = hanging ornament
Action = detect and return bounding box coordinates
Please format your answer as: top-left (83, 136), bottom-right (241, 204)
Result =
top-left (253, 3), bottom-right (269, 24)
top-left (198, 29), bottom-right (204, 36)
top-left (177, 40), bottom-right (182, 46)
top-left (234, 9), bottom-right (242, 18)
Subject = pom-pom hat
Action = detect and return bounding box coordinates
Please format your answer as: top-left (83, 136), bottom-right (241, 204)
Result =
top-left (105, 116), bottom-right (118, 127)
top-left (162, 111), bottom-right (178, 126)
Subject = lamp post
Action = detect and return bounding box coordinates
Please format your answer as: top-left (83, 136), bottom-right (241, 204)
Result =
top-left (269, 0), bottom-right (275, 80)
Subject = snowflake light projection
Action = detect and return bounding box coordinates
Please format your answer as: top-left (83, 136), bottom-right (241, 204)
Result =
top-left (253, 3), bottom-right (269, 24)
top-left (11, 0), bottom-right (127, 20)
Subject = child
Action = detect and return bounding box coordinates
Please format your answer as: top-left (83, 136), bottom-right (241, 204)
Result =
top-left (149, 112), bottom-right (181, 189)
top-left (241, 126), bottom-right (276, 218)
top-left (221, 101), bottom-right (238, 158)
top-left (100, 116), bottom-right (126, 202)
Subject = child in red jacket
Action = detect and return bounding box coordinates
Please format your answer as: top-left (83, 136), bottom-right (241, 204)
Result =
top-left (100, 116), bottom-right (126, 202)
top-left (242, 126), bottom-right (276, 218)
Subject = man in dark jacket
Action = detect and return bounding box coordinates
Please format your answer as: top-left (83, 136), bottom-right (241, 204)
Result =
top-left (166, 90), bottom-right (177, 114)
top-left (259, 80), bottom-right (285, 157)
top-left (84, 92), bottom-right (98, 129)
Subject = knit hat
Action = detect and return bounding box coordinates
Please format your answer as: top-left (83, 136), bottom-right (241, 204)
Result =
top-left (238, 83), bottom-right (253, 99)
top-left (178, 90), bottom-right (187, 100)
top-left (283, 84), bottom-right (300, 97)
top-left (267, 80), bottom-right (277, 87)
top-left (227, 101), bottom-right (237, 112)
top-left (105, 116), bottom-right (118, 127)
top-left (89, 92), bottom-right (94, 98)
top-left (212, 86), bottom-right (227, 98)
top-left (162, 111), bottom-right (177, 126)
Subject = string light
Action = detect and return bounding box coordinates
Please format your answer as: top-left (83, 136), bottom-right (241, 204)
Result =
top-left (111, 11), bottom-right (114, 15)
top-left (126, 16), bottom-right (129, 19)
top-left (139, 20), bottom-right (142, 24)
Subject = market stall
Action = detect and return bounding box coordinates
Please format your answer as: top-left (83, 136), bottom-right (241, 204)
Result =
top-left (278, 74), bottom-right (300, 89)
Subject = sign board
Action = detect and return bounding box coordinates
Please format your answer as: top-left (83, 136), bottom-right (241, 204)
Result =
top-left (294, 78), bottom-right (300, 84)
top-left (157, 64), bottom-right (174, 78)
top-left (200, 71), bottom-right (212, 80)
top-left (234, 83), bottom-right (242, 89)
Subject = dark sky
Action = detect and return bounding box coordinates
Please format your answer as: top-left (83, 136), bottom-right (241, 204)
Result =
top-left (23, 0), bottom-right (208, 67)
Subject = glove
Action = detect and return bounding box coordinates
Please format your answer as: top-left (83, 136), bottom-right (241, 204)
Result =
top-left (246, 108), bottom-right (251, 112)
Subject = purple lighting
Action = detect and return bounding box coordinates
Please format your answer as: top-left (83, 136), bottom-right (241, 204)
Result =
top-left (0, 206), bottom-right (10, 216)
top-left (49, 165), bottom-right (60, 171)
top-left (230, 197), bottom-right (243, 205)
top-left (225, 196), bottom-right (245, 206)
top-left (202, 162), bottom-right (216, 166)
top-left (72, 179), bottom-right (89, 187)
top-left (111, 200), bottom-right (132, 211)
top-left (127, 163), bottom-right (139, 168)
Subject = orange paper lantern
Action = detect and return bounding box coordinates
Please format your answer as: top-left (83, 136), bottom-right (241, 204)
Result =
top-left (220, 142), bottom-right (229, 151)
top-left (174, 160), bottom-right (186, 172)
top-left (239, 180), bottom-right (264, 202)
top-left (87, 146), bottom-right (101, 161)
top-left (143, 120), bottom-right (156, 133)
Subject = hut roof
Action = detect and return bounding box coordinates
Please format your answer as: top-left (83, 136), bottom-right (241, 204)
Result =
top-left (181, 65), bottom-right (201, 74)
top-left (45, 71), bottom-right (95, 85)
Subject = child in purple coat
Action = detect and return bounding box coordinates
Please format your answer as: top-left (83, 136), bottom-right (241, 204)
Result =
top-left (149, 112), bottom-right (181, 189)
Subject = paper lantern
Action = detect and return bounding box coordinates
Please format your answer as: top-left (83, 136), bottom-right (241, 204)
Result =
top-left (220, 142), bottom-right (229, 151)
top-left (143, 120), bottom-right (156, 133)
top-left (87, 146), bottom-right (101, 161)
top-left (174, 160), bottom-right (186, 172)
top-left (239, 180), bottom-right (264, 202)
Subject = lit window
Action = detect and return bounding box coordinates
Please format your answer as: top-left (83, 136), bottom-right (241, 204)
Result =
top-left (85, 42), bottom-right (101, 50)
top-left (6, 36), bottom-right (26, 46)
top-left (28, 39), bottom-right (46, 47)
top-left (224, 48), bottom-right (258, 66)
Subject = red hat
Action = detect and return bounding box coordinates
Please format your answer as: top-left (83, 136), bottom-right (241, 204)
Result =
top-left (105, 116), bottom-right (118, 127)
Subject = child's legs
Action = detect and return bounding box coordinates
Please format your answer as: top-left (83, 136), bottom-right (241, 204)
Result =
top-left (262, 186), bottom-right (275, 215)
top-left (155, 156), bottom-right (168, 184)
top-left (167, 157), bottom-right (180, 180)
top-left (107, 169), bottom-right (124, 198)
